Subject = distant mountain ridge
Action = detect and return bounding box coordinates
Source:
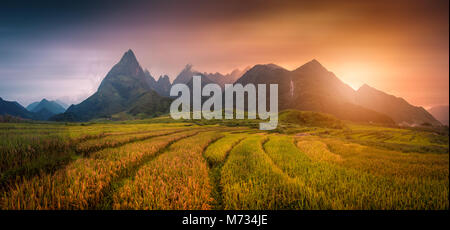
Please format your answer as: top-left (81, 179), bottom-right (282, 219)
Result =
top-left (26, 102), bottom-right (40, 111)
top-left (0, 97), bottom-right (34, 119)
top-left (27, 99), bottom-right (66, 113)
top-left (26, 99), bottom-right (66, 120)
top-left (355, 84), bottom-right (441, 126)
top-left (172, 64), bottom-right (247, 89)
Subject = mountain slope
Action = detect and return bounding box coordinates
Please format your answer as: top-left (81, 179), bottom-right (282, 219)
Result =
top-left (172, 64), bottom-right (245, 89)
top-left (355, 84), bottom-right (441, 126)
top-left (127, 90), bottom-right (171, 116)
top-left (0, 97), bottom-right (34, 119)
top-left (26, 102), bottom-right (40, 111)
top-left (225, 67), bottom-right (251, 83)
top-left (428, 105), bottom-right (449, 126)
top-left (33, 107), bottom-right (56, 121)
top-left (53, 49), bottom-right (170, 121)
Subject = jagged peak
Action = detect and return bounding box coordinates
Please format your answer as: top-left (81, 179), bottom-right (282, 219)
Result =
top-left (118, 49), bottom-right (139, 66)
top-left (183, 64), bottom-right (193, 71)
top-left (309, 59), bottom-right (320, 64)
top-left (157, 75), bottom-right (170, 82)
top-left (295, 59), bottom-right (327, 73)
top-left (229, 69), bottom-right (241, 75)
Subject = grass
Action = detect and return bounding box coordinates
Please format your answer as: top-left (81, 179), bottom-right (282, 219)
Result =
top-left (275, 135), bottom-right (448, 209)
top-left (328, 123), bottom-right (449, 154)
top-left (111, 131), bottom-right (223, 210)
top-left (75, 128), bottom-right (184, 155)
top-left (203, 133), bottom-right (246, 209)
top-left (203, 133), bottom-right (246, 167)
top-left (0, 112), bottom-right (448, 210)
top-left (0, 123), bottom-right (191, 188)
top-left (0, 129), bottom-right (199, 209)
top-left (221, 135), bottom-right (328, 209)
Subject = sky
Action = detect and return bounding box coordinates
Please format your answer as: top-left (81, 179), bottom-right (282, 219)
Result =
top-left (0, 0), bottom-right (448, 108)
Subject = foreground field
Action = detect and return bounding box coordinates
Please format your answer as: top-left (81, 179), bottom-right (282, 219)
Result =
top-left (0, 119), bottom-right (448, 210)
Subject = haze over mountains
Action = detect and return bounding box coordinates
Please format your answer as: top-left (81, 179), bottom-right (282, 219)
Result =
top-left (0, 97), bottom-right (68, 120)
top-left (428, 105), bottom-right (449, 125)
top-left (355, 85), bottom-right (441, 126)
top-left (0, 49), bottom-right (445, 126)
top-left (27, 99), bottom-right (66, 113)
top-left (26, 99), bottom-right (67, 120)
top-left (235, 61), bottom-right (394, 124)
top-left (173, 64), bottom-right (249, 89)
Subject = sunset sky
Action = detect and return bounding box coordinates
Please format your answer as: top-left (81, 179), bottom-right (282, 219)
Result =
top-left (0, 0), bottom-right (448, 108)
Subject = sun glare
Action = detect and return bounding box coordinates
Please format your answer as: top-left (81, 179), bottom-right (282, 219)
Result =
top-left (333, 62), bottom-right (378, 91)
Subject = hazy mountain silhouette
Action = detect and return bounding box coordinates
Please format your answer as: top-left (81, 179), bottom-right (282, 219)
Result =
top-left (428, 105), bottom-right (449, 126)
top-left (143, 69), bottom-right (157, 89)
top-left (226, 66), bottom-right (251, 83)
top-left (199, 68), bottom-right (248, 89)
top-left (26, 101), bottom-right (40, 111)
top-left (0, 97), bottom-right (34, 119)
top-left (51, 49), bottom-right (171, 121)
top-left (26, 99), bottom-right (66, 120)
top-left (235, 60), bottom-right (394, 124)
top-left (55, 100), bottom-right (69, 110)
top-left (27, 99), bottom-right (66, 114)
top-left (172, 64), bottom-right (246, 89)
top-left (173, 64), bottom-right (195, 85)
top-left (355, 84), bottom-right (441, 126)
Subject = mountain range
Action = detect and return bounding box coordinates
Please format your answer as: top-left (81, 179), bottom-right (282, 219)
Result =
top-left (1, 49), bottom-right (444, 126)
top-left (1, 97), bottom-right (68, 120)
top-left (173, 64), bottom-right (249, 89)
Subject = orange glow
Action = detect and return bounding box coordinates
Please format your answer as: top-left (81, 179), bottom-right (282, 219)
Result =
top-left (107, 1), bottom-right (448, 107)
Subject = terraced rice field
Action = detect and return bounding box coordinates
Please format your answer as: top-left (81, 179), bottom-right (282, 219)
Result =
top-left (0, 121), bottom-right (448, 210)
